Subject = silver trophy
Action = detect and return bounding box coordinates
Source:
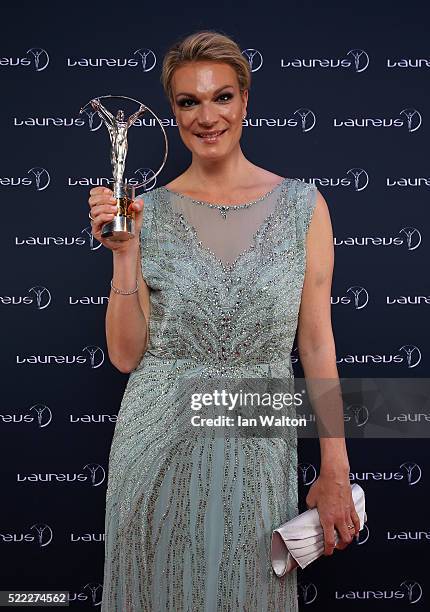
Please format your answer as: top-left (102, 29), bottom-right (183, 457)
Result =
top-left (80, 95), bottom-right (168, 241)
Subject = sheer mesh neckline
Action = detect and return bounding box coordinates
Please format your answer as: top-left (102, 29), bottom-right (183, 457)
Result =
top-left (161, 177), bottom-right (288, 210)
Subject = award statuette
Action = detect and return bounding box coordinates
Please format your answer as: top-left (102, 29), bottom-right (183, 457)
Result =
top-left (80, 95), bottom-right (168, 241)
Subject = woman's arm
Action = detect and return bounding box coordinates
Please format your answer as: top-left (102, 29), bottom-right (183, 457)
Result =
top-left (297, 188), bottom-right (349, 471)
top-left (297, 188), bottom-right (360, 554)
top-left (105, 242), bottom-right (150, 373)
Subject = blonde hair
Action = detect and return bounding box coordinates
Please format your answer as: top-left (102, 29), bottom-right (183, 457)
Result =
top-left (161, 30), bottom-right (251, 105)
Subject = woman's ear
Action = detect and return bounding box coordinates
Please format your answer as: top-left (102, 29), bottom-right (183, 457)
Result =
top-left (242, 89), bottom-right (249, 117)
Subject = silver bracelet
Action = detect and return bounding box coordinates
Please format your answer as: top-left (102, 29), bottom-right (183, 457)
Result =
top-left (110, 279), bottom-right (139, 295)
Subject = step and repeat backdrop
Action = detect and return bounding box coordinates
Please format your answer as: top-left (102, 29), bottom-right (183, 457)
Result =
top-left (1, 1), bottom-right (429, 609)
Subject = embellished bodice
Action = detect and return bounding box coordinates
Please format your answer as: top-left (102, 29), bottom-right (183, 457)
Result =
top-left (135, 177), bottom-right (316, 375)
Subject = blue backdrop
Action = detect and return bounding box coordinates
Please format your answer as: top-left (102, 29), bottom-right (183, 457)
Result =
top-left (1, 0), bottom-right (429, 608)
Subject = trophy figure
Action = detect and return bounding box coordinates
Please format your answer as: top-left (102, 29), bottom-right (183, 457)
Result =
top-left (80, 95), bottom-right (168, 241)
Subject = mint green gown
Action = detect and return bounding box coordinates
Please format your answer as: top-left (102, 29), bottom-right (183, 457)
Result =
top-left (101, 177), bottom-right (317, 611)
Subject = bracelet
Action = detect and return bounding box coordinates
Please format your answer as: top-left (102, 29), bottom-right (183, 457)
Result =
top-left (110, 279), bottom-right (139, 295)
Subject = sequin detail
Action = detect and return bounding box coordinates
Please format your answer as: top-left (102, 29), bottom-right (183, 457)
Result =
top-left (161, 178), bottom-right (287, 219)
top-left (101, 178), bottom-right (317, 611)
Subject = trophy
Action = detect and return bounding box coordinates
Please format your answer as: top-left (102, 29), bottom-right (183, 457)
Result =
top-left (80, 95), bottom-right (168, 241)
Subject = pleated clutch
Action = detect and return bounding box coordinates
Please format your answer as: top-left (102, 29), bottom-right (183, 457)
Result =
top-left (271, 483), bottom-right (367, 577)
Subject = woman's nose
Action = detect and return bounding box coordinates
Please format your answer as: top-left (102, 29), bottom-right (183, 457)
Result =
top-left (197, 102), bottom-right (218, 125)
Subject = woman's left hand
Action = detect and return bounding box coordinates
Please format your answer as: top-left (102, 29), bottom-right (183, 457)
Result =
top-left (305, 470), bottom-right (360, 556)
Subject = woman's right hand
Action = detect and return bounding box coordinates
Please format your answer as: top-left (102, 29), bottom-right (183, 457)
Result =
top-left (88, 186), bottom-right (144, 254)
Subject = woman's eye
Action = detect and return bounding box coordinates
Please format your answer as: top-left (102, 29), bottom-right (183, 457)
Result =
top-left (177, 93), bottom-right (233, 108)
top-left (177, 98), bottom-right (195, 108)
top-left (217, 93), bottom-right (233, 102)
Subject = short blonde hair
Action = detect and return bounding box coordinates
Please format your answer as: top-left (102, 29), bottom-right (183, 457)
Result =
top-left (161, 30), bottom-right (251, 105)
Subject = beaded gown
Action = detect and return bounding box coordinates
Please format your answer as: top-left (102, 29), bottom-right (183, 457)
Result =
top-left (101, 177), bottom-right (317, 611)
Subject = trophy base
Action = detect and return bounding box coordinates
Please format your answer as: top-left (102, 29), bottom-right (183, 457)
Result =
top-left (101, 215), bottom-right (135, 241)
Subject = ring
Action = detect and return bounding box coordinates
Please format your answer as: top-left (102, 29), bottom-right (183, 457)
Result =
top-left (347, 524), bottom-right (354, 529)
top-left (88, 210), bottom-right (95, 221)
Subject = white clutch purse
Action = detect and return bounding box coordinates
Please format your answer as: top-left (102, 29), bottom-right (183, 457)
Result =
top-left (271, 483), bottom-right (367, 577)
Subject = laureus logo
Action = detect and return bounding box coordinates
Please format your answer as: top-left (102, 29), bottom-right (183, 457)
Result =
top-left (133, 48), bottom-right (157, 71)
top-left (298, 462), bottom-right (317, 485)
top-left (26, 48), bottom-right (49, 72)
top-left (80, 108), bottom-right (103, 132)
top-left (298, 582), bottom-right (318, 605)
top-left (400, 462), bottom-right (422, 485)
top-left (345, 49), bottom-right (370, 72)
top-left (281, 48), bottom-right (369, 72)
top-left (398, 345), bottom-right (421, 368)
top-left (400, 108), bottom-right (422, 132)
top-left (27, 167), bottom-right (50, 191)
top-left (346, 168), bottom-right (369, 191)
top-left (29, 523), bottom-right (53, 546)
top-left (67, 49), bottom-right (156, 70)
top-left (346, 286), bottom-right (369, 309)
top-left (334, 108), bottom-right (422, 131)
top-left (82, 345), bottom-right (105, 368)
top-left (242, 48), bottom-right (263, 72)
top-left (336, 580), bottom-right (422, 603)
top-left (398, 227), bottom-right (422, 250)
top-left (28, 286), bottom-right (52, 309)
top-left (134, 167), bottom-right (157, 191)
top-left (345, 403), bottom-right (369, 427)
top-left (399, 580), bottom-right (422, 604)
top-left (81, 226), bottom-right (103, 251)
top-left (293, 108), bottom-right (316, 132)
top-left (0, 403), bottom-right (52, 427)
top-left (83, 463), bottom-right (106, 486)
top-left (356, 522), bottom-right (369, 544)
top-left (17, 464), bottom-right (106, 486)
top-left (81, 583), bottom-right (103, 606)
top-left (29, 403), bottom-right (53, 427)
top-left (0, 286), bottom-right (51, 308)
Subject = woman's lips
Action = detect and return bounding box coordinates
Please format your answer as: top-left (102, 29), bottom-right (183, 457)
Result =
top-left (194, 129), bottom-right (227, 143)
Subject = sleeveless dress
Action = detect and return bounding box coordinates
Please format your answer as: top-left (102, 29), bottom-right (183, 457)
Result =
top-left (101, 177), bottom-right (317, 612)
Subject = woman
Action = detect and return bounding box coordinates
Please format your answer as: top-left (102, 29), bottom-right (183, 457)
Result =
top-left (88, 30), bottom-right (359, 612)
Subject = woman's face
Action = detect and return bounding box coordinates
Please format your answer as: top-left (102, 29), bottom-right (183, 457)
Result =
top-left (170, 61), bottom-right (248, 160)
